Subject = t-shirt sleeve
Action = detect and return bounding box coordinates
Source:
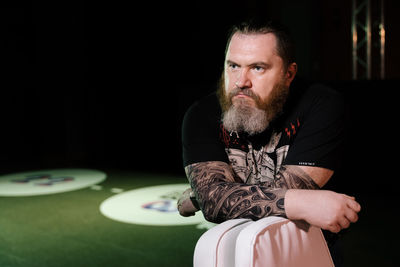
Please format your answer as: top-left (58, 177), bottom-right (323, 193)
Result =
top-left (182, 97), bottom-right (229, 167)
top-left (283, 87), bottom-right (345, 171)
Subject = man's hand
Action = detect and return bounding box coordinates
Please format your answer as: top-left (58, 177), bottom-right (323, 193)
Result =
top-left (285, 189), bottom-right (361, 233)
top-left (177, 188), bottom-right (200, 217)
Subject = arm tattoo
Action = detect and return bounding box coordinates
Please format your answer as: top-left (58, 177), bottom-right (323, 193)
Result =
top-left (185, 161), bottom-right (287, 223)
top-left (271, 165), bottom-right (320, 190)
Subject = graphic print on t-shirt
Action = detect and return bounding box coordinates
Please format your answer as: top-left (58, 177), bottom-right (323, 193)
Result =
top-left (220, 125), bottom-right (289, 184)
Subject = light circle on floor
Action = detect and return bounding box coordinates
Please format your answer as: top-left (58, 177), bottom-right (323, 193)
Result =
top-left (100, 184), bottom-right (207, 226)
top-left (0, 169), bottom-right (106, 196)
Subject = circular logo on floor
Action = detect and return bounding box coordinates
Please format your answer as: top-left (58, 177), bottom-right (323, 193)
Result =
top-left (0, 169), bottom-right (106, 196)
top-left (100, 184), bottom-right (209, 226)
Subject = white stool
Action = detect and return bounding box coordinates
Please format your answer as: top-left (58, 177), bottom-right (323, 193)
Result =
top-left (194, 219), bottom-right (252, 267)
top-left (194, 217), bottom-right (334, 267)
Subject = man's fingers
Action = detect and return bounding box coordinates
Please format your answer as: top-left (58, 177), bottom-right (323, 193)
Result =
top-left (182, 188), bottom-right (193, 197)
top-left (177, 191), bottom-right (199, 218)
top-left (179, 210), bottom-right (195, 217)
top-left (328, 223), bottom-right (341, 233)
top-left (345, 209), bottom-right (359, 223)
top-left (347, 198), bottom-right (361, 213)
top-left (178, 203), bottom-right (195, 217)
top-left (179, 211), bottom-right (195, 217)
top-left (338, 217), bottom-right (351, 230)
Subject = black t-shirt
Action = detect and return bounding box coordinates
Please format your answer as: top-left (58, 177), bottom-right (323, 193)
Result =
top-left (182, 80), bottom-right (344, 183)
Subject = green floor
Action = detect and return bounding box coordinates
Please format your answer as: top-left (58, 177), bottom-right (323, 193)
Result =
top-left (0, 170), bottom-right (205, 267)
top-left (0, 169), bottom-right (397, 266)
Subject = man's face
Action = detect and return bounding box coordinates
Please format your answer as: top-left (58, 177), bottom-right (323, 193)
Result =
top-left (220, 32), bottom-right (296, 135)
top-left (224, 32), bottom-right (291, 108)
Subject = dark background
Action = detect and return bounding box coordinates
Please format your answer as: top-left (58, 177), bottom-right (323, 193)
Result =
top-left (1, 1), bottom-right (400, 266)
top-left (1, 0), bottom-right (399, 191)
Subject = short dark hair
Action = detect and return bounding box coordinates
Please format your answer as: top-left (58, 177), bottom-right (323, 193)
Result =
top-left (225, 18), bottom-right (296, 69)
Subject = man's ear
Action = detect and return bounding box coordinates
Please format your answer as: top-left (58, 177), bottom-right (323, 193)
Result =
top-left (285, 62), bottom-right (297, 87)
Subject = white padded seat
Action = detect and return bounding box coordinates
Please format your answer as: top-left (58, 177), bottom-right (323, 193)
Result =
top-left (235, 217), bottom-right (334, 267)
top-left (194, 217), bottom-right (334, 267)
top-left (194, 219), bottom-right (252, 267)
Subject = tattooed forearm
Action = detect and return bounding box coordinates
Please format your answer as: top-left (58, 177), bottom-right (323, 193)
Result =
top-left (185, 161), bottom-right (286, 223)
top-left (272, 165), bottom-right (320, 190)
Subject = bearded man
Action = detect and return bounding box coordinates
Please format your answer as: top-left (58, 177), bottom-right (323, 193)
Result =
top-left (178, 19), bottom-right (360, 264)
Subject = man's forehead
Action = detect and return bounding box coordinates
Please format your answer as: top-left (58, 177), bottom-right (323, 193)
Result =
top-left (226, 32), bottom-right (279, 60)
top-left (233, 31), bottom-right (276, 40)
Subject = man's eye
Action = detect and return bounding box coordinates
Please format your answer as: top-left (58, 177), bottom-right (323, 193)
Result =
top-left (229, 63), bottom-right (238, 69)
top-left (253, 66), bottom-right (264, 72)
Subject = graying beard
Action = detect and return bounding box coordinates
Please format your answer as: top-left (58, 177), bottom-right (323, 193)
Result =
top-left (222, 101), bottom-right (269, 136)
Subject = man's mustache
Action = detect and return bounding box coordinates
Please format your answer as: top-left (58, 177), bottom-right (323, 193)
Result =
top-left (228, 87), bottom-right (261, 102)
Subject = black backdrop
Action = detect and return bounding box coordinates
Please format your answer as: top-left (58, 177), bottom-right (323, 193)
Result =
top-left (1, 1), bottom-right (399, 185)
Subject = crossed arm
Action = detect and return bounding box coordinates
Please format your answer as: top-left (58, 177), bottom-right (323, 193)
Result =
top-left (178, 161), bottom-right (361, 233)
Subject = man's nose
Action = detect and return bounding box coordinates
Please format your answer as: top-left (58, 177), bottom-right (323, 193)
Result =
top-left (235, 69), bottom-right (252, 88)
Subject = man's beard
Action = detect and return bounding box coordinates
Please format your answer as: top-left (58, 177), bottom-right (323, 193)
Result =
top-left (217, 75), bottom-right (289, 136)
